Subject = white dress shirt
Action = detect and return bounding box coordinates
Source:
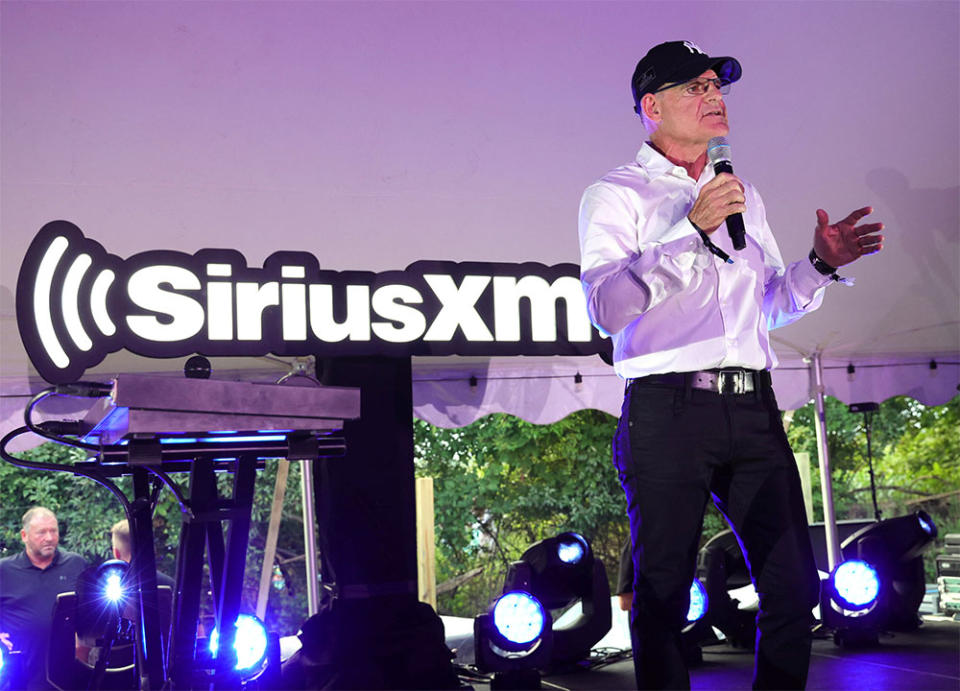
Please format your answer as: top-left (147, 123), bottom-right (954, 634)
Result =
top-left (579, 142), bottom-right (832, 380)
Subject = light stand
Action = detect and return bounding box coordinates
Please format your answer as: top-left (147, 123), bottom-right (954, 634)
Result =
top-left (849, 402), bottom-right (882, 522)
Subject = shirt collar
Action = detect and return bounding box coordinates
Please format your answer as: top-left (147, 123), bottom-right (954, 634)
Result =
top-left (15, 548), bottom-right (61, 570)
top-left (635, 141), bottom-right (715, 184)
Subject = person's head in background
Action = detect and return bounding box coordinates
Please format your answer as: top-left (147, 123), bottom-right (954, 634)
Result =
top-left (110, 519), bottom-right (132, 562)
top-left (21, 506), bottom-right (59, 567)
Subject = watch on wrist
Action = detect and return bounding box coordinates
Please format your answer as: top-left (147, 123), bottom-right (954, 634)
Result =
top-left (809, 248), bottom-right (836, 275)
top-left (808, 248), bottom-right (854, 286)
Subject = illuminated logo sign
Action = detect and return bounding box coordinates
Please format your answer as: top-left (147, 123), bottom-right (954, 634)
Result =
top-left (16, 221), bottom-right (607, 383)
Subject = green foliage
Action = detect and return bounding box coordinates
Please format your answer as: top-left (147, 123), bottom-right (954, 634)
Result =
top-left (414, 410), bottom-right (629, 617)
top-left (786, 395), bottom-right (942, 475)
top-left (0, 443), bottom-right (118, 561)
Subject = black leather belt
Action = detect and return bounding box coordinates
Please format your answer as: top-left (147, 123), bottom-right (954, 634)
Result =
top-left (627, 368), bottom-right (770, 395)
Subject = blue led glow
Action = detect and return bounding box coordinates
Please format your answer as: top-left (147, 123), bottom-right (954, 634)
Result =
top-left (0, 643), bottom-right (5, 675)
top-left (138, 433), bottom-right (289, 445)
top-left (492, 591), bottom-right (545, 645)
top-left (686, 579), bottom-right (708, 622)
top-left (209, 614), bottom-right (268, 672)
top-left (198, 435), bottom-right (286, 444)
top-left (104, 572), bottom-right (124, 603)
top-left (918, 514), bottom-right (936, 536)
top-left (557, 534), bottom-right (587, 564)
top-left (832, 560), bottom-right (880, 608)
top-left (96, 561), bottom-right (129, 606)
top-left (157, 434), bottom-right (286, 444)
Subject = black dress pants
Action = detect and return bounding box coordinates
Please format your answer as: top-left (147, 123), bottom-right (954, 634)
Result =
top-left (614, 377), bottom-right (820, 689)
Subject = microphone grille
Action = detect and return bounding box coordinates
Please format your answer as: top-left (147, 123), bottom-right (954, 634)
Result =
top-left (707, 136), bottom-right (732, 165)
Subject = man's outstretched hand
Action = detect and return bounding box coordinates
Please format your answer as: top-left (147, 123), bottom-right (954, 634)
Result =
top-left (813, 206), bottom-right (884, 268)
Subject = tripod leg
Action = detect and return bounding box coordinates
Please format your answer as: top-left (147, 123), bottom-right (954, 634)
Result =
top-left (167, 458), bottom-right (217, 687)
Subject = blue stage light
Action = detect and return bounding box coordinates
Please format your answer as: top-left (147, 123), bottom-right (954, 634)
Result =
top-left (918, 513), bottom-right (936, 536)
top-left (209, 614), bottom-right (268, 672)
top-left (832, 560), bottom-right (880, 610)
top-left (557, 534), bottom-right (587, 565)
top-left (104, 572), bottom-right (124, 603)
top-left (687, 578), bottom-right (709, 622)
top-left (492, 591), bottom-right (546, 645)
top-left (96, 560), bottom-right (129, 606)
top-left (0, 643), bottom-right (5, 676)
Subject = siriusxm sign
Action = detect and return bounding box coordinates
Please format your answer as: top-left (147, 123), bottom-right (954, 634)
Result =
top-left (16, 221), bottom-right (607, 384)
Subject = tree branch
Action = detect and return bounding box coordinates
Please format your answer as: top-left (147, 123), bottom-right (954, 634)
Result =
top-left (904, 488), bottom-right (960, 505)
top-left (840, 485), bottom-right (932, 497)
top-left (474, 513), bottom-right (512, 567)
top-left (436, 567), bottom-right (484, 596)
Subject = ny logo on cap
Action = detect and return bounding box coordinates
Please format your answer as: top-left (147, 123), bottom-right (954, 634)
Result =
top-left (635, 66), bottom-right (656, 92)
top-left (682, 41), bottom-right (705, 55)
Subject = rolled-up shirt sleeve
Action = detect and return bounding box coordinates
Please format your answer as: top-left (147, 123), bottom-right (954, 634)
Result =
top-left (750, 189), bottom-right (832, 330)
top-left (578, 181), bottom-right (705, 336)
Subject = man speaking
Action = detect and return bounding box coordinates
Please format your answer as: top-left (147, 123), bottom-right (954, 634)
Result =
top-left (578, 41), bottom-right (883, 689)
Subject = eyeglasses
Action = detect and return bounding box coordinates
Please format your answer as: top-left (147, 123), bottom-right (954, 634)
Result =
top-left (654, 77), bottom-right (731, 96)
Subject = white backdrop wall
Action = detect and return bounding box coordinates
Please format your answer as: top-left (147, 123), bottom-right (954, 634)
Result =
top-left (2, 1), bottom-right (957, 433)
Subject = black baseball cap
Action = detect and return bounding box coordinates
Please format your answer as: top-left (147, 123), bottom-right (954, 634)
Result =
top-left (631, 41), bottom-right (742, 113)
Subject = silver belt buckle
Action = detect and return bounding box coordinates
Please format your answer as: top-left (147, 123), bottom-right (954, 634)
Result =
top-left (718, 370), bottom-right (749, 394)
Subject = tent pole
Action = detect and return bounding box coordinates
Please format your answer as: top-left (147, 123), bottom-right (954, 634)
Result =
top-left (301, 459), bottom-right (320, 616)
top-left (811, 351), bottom-right (841, 571)
top-left (256, 458), bottom-right (290, 620)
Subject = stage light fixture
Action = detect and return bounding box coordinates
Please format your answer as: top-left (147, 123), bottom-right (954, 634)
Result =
top-left (687, 529), bottom-right (756, 650)
top-left (474, 588), bottom-right (552, 687)
top-left (473, 531), bottom-right (613, 683)
top-left (830, 560), bottom-right (880, 611)
top-left (209, 614), bottom-right (269, 675)
top-left (73, 559), bottom-right (133, 646)
top-left (104, 571), bottom-right (124, 603)
top-left (501, 532), bottom-right (611, 669)
top-left (556, 534), bottom-right (587, 565)
top-left (0, 645), bottom-right (23, 691)
top-left (686, 579), bottom-right (709, 623)
top-left (678, 576), bottom-right (717, 666)
top-left (492, 591), bottom-right (546, 646)
top-left (822, 511), bottom-right (939, 644)
top-left (97, 560), bottom-right (131, 606)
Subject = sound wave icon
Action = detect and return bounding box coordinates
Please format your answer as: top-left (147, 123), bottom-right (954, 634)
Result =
top-left (18, 221), bottom-right (119, 379)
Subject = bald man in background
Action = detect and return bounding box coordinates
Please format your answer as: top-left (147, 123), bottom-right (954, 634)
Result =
top-left (0, 506), bottom-right (87, 688)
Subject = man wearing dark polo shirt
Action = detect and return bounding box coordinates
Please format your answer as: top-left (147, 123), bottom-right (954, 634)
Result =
top-left (0, 506), bottom-right (87, 689)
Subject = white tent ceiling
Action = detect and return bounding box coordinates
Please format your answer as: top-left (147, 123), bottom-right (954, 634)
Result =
top-left (1, 1), bottom-right (957, 438)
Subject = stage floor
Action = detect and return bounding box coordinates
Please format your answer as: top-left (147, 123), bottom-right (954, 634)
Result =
top-left (465, 616), bottom-right (960, 691)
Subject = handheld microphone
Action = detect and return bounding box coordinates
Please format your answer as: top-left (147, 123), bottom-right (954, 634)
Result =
top-left (707, 136), bottom-right (746, 250)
